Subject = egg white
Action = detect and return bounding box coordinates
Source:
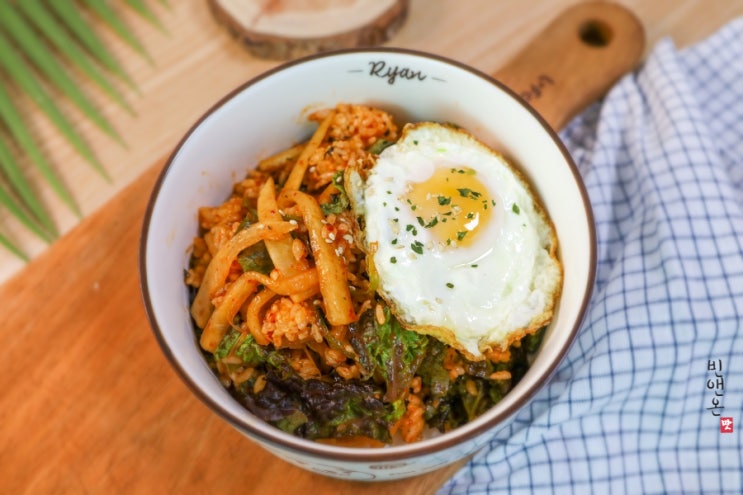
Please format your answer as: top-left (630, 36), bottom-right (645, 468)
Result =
top-left (351, 123), bottom-right (562, 360)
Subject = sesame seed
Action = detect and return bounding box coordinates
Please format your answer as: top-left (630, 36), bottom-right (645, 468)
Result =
top-left (375, 304), bottom-right (386, 325)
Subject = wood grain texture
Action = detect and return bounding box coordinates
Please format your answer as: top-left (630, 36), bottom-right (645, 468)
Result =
top-left (208, 0), bottom-right (410, 60)
top-left (2, 2), bottom-right (743, 493)
top-left (2, 0), bottom-right (743, 283)
top-left (0, 160), bottom-right (466, 494)
top-left (495, 1), bottom-right (645, 130)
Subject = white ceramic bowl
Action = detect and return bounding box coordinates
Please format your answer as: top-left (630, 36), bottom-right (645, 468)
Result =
top-left (140, 48), bottom-right (596, 481)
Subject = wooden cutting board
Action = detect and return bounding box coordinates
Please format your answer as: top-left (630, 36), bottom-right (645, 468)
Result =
top-left (0, 4), bottom-right (641, 493)
top-left (0, 161), bottom-right (462, 494)
top-left (1, 1), bottom-right (738, 493)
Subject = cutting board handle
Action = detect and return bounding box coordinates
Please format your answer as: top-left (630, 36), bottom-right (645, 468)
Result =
top-left (493, 1), bottom-right (645, 131)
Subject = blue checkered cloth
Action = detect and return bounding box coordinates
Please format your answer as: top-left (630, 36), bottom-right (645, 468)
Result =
top-left (439, 17), bottom-right (743, 495)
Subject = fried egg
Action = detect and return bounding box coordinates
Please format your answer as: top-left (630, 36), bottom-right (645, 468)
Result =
top-left (348, 122), bottom-right (562, 360)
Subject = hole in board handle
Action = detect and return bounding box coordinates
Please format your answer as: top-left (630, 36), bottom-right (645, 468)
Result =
top-left (579, 19), bottom-right (613, 47)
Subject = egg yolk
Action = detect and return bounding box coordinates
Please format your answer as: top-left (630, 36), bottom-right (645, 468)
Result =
top-left (405, 166), bottom-right (495, 248)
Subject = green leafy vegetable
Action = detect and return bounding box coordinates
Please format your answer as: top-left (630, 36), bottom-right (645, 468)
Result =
top-left (349, 305), bottom-right (428, 402)
top-left (203, 281), bottom-right (546, 443)
top-left (320, 171), bottom-right (350, 215)
top-left (214, 328), bottom-right (242, 361)
top-left (224, 336), bottom-right (399, 442)
top-left (237, 241), bottom-right (274, 274)
top-left (416, 338), bottom-right (451, 427)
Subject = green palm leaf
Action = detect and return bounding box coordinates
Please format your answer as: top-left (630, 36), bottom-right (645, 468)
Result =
top-left (80, 0), bottom-right (154, 64)
top-left (125, 0), bottom-right (167, 33)
top-left (15, 0), bottom-right (135, 115)
top-left (44, 0), bottom-right (139, 91)
top-left (0, 175), bottom-right (54, 245)
top-left (0, 2), bottom-right (124, 146)
top-left (0, 230), bottom-right (28, 262)
top-left (0, 51), bottom-right (84, 217)
top-left (0, 133), bottom-right (57, 241)
top-left (0, 29), bottom-right (108, 185)
top-left (0, 1), bottom-right (164, 260)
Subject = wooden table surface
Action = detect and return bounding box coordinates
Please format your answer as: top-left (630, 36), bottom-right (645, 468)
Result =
top-left (2, 1), bottom-right (742, 493)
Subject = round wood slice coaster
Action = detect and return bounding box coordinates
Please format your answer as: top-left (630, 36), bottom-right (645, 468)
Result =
top-left (207, 0), bottom-right (409, 60)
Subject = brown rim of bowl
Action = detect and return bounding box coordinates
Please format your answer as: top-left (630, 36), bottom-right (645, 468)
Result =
top-left (139, 46), bottom-right (597, 463)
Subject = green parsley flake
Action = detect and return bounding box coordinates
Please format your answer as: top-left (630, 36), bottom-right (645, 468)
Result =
top-left (411, 241), bottom-right (424, 255)
top-left (390, 257), bottom-right (397, 264)
top-left (457, 188), bottom-right (482, 199)
top-left (512, 204), bottom-right (520, 214)
top-left (438, 196), bottom-right (452, 206)
top-left (457, 230), bottom-right (468, 241)
top-left (425, 217), bottom-right (438, 228)
top-left (446, 282), bottom-right (454, 289)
